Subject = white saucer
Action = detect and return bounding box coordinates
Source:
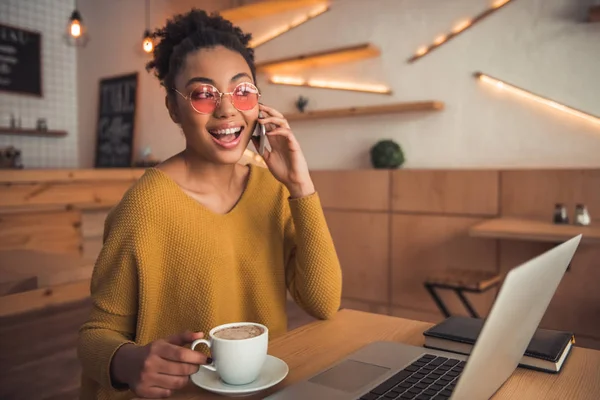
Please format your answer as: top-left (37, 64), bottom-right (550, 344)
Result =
top-left (190, 355), bottom-right (289, 397)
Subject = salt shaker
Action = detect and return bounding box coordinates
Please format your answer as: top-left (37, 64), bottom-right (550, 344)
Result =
top-left (574, 204), bottom-right (591, 226)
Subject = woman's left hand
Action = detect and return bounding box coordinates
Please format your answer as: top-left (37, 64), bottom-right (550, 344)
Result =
top-left (253, 104), bottom-right (315, 199)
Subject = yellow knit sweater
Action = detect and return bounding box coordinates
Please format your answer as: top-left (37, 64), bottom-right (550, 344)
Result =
top-left (77, 164), bottom-right (342, 400)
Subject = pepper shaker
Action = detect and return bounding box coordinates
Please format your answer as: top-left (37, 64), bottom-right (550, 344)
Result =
top-left (553, 203), bottom-right (569, 224)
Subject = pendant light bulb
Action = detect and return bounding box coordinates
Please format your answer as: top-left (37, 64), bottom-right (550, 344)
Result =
top-left (65, 8), bottom-right (89, 46)
top-left (143, 30), bottom-right (153, 53)
top-left (70, 19), bottom-right (82, 38)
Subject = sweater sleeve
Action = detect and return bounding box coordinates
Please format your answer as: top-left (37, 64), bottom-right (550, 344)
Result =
top-left (283, 191), bottom-right (343, 320)
top-left (77, 210), bottom-right (139, 390)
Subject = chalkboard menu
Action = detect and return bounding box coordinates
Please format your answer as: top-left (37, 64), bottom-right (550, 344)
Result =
top-left (94, 73), bottom-right (138, 168)
top-left (0, 23), bottom-right (42, 96)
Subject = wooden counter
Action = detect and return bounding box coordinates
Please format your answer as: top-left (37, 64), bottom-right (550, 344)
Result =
top-left (470, 218), bottom-right (600, 244)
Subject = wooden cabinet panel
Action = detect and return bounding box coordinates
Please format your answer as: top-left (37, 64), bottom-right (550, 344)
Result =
top-left (312, 170), bottom-right (390, 211)
top-left (500, 240), bottom-right (600, 341)
top-left (0, 210), bottom-right (81, 254)
top-left (0, 181), bottom-right (133, 209)
top-left (325, 210), bottom-right (390, 303)
top-left (391, 170), bottom-right (499, 216)
top-left (81, 210), bottom-right (109, 239)
top-left (501, 170), bottom-right (600, 222)
top-left (391, 214), bottom-right (498, 316)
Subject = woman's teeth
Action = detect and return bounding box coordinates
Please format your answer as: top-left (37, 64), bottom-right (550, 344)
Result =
top-left (211, 127), bottom-right (242, 135)
top-left (209, 126), bottom-right (243, 147)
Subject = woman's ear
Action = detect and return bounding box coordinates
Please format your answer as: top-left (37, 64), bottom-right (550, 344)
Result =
top-left (165, 94), bottom-right (181, 124)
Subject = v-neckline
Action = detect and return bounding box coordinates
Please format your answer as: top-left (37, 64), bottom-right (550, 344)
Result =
top-left (149, 164), bottom-right (256, 217)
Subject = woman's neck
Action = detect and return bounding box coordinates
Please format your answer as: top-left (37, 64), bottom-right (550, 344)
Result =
top-left (157, 148), bottom-right (248, 196)
top-left (180, 149), bottom-right (244, 194)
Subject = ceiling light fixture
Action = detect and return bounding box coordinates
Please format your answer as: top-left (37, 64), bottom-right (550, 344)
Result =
top-left (64, 1), bottom-right (89, 47)
top-left (142, 0), bottom-right (154, 54)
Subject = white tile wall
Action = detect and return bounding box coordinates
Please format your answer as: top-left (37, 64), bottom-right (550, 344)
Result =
top-left (0, 0), bottom-right (78, 168)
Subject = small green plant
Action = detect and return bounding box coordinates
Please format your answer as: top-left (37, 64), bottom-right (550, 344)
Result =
top-left (370, 139), bottom-right (405, 169)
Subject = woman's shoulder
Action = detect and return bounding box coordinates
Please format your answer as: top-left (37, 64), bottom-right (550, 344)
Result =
top-left (250, 164), bottom-right (289, 197)
top-left (105, 168), bottom-right (178, 228)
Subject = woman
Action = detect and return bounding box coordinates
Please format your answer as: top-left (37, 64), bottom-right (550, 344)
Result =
top-left (77, 8), bottom-right (342, 400)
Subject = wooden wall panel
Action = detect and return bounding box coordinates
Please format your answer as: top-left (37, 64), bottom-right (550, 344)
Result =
top-left (340, 298), bottom-right (390, 316)
top-left (0, 250), bottom-right (93, 287)
top-left (324, 210), bottom-right (390, 303)
top-left (501, 169), bottom-right (600, 222)
top-left (0, 181), bottom-right (133, 209)
top-left (0, 168), bottom-right (144, 184)
top-left (391, 214), bottom-right (498, 316)
top-left (81, 210), bottom-right (108, 239)
top-left (391, 170), bottom-right (499, 216)
top-left (312, 170), bottom-right (390, 211)
top-left (500, 240), bottom-right (600, 342)
top-left (0, 210), bottom-right (81, 254)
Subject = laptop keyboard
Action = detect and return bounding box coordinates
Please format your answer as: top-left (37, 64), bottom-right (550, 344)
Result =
top-left (357, 354), bottom-right (465, 400)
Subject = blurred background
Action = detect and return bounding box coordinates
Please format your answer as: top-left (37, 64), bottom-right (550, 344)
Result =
top-left (0, 0), bottom-right (599, 399)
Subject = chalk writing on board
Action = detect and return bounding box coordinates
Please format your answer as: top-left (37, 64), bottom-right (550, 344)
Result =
top-left (94, 73), bottom-right (138, 168)
top-left (0, 23), bottom-right (42, 96)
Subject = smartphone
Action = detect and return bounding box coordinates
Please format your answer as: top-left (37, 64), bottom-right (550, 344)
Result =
top-left (253, 111), bottom-right (267, 156)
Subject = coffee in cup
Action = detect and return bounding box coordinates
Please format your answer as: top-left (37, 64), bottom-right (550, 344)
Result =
top-left (192, 322), bottom-right (268, 385)
top-left (213, 325), bottom-right (264, 340)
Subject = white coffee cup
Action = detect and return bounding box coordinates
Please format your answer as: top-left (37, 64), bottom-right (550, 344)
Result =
top-left (191, 322), bottom-right (269, 385)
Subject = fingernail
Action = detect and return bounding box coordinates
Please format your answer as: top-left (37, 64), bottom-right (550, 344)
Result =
top-left (207, 357), bottom-right (213, 364)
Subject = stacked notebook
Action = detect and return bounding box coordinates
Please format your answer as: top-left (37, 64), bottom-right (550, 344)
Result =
top-left (422, 316), bottom-right (575, 373)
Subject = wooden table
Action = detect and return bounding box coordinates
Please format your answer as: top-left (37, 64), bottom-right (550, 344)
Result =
top-left (168, 309), bottom-right (600, 400)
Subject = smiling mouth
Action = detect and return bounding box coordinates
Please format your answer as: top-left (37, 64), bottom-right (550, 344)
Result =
top-left (208, 127), bottom-right (243, 143)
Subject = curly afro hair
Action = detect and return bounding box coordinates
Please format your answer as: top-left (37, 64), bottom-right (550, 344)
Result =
top-left (145, 8), bottom-right (256, 92)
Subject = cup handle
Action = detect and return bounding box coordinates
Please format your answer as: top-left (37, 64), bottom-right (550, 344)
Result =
top-left (191, 338), bottom-right (216, 372)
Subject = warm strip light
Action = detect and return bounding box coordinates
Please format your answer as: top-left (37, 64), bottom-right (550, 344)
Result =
top-left (475, 72), bottom-right (600, 126)
top-left (408, 0), bottom-right (515, 63)
top-left (249, 4), bottom-right (329, 48)
top-left (269, 75), bottom-right (392, 94)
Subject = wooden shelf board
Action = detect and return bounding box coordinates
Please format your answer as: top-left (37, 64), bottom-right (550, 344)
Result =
top-left (285, 101), bottom-right (444, 121)
top-left (0, 128), bottom-right (67, 138)
top-left (590, 6), bottom-right (600, 22)
top-left (256, 43), bottom-right (380, 73)
top-left (220, 0), bottom-right (328, 23)
top-left (269, 81), bottom-right (392, 95)
top-left (469, 218), bottom-right (600, 244)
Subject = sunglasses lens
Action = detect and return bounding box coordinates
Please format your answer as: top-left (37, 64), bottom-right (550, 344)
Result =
top-left (232, 82), bottom-right (259, 111)
top-left (190, 85), bottom-right (218, 114)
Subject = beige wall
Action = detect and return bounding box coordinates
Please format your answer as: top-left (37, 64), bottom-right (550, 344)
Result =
top-left (78, 0), bottom-right (600, 169)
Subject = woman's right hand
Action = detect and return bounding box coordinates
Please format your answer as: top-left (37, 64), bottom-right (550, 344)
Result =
top-left (111, 331), bottom-right (209, 398)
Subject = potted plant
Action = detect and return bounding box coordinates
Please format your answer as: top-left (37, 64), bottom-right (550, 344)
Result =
top-left (370, 139), bottom-right (405, 169)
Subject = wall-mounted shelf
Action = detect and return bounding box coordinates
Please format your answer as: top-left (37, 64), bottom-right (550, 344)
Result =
top-left (220, 0), bottom-right (328, 23)
top-left (285, 101), bottom-right (444, 121)
top-left (256, 43), bottom-right (380, 73)
top-left (0, 128), bottom-right (67, 138)
top-left (590, 6), bottom-right (600, 22)
top-left (469, 218), bottom-right (600, 244)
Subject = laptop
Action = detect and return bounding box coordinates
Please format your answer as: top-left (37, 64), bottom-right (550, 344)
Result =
top-left (266, 235), bottom-right (581, 400)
